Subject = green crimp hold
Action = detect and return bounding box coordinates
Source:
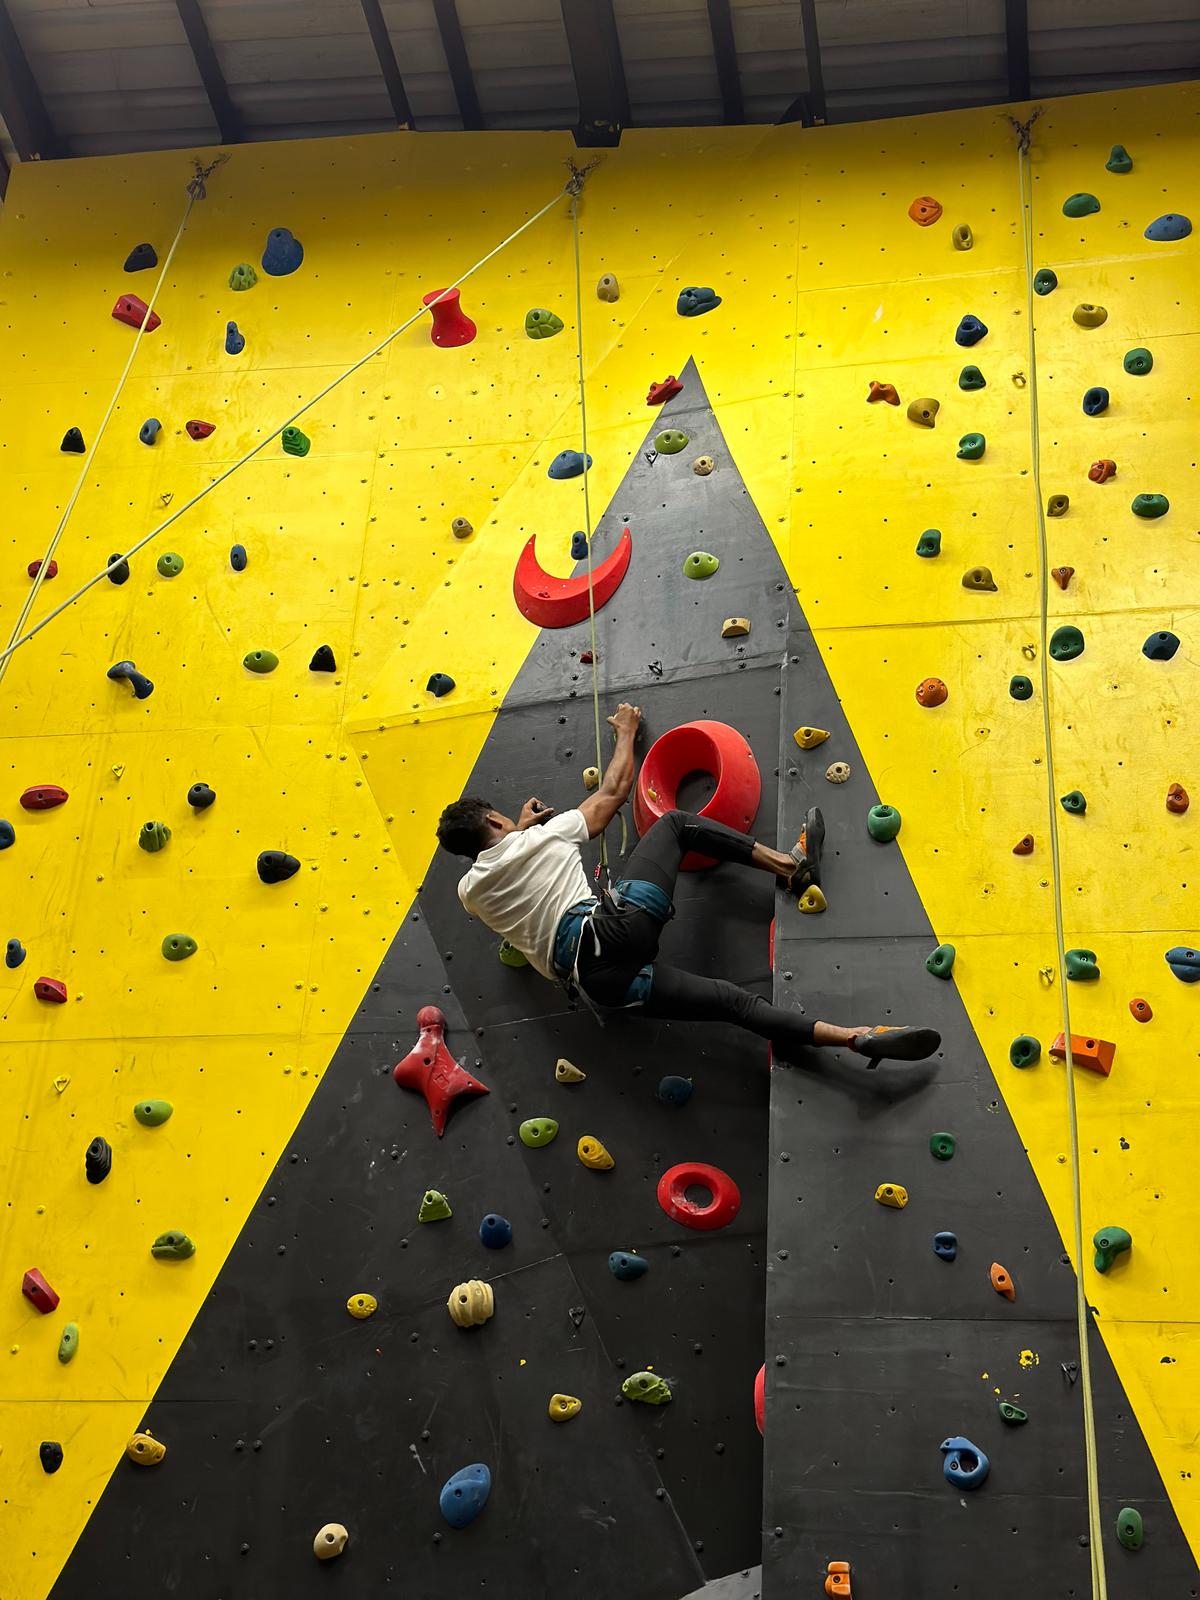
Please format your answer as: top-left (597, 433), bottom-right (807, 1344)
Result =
top-left (958, 365), bottom-right (986, 391)
top-left (498, 939), bottom-right (528, 967)
top-left (867, 804), bottom-right (901, 843)
top-left (929, 1131), bottom-right (956, 1161)
top-left (1093, 1224), bottom-right (1132, 1273)
top-left (1033, 268), bottom-right (1058, 295)
top-left (524, 308), bottom-right (564, 339)
top-left (229, 263), bottom-right (257, 291)
top-left (1049, 624), bottom-right (1085, 662)
top-left (915, 528), bottom-right (942, 557)
top-left (1063, 192), bottom-right (1100, 217)
top-left (683, 551), bottom-right (719, 580)
top-left (621, 1371), bottom-right (672, 1405)
top-left (1106, 144), bottom-right (1133, 174)
top-left (151, 1230), bottom-right (195, 1260)
top-left (161, 933), bottom-right (197, 961)
top-left (956, 433), bottom-right (986, 460)
top-left (519, 1116), bottom-right (558, 1149)
top-left (244, 649), bottom-right (279, 674)
top-left (1124, 348), bottom-right (1153, 376)
top-left (654, 429), bottom-right (689, 455)
top-left (1009, 1035), bottom-right (1041, 1068)
top-left (1116, 1507), bottom-right (1144, 1551)
top-left (138, 820), bottom-right (171, 853)
top-left (57, 1322), bottom-right (79, 1364)
top-left (134, 1099), bottom-right (174, 1127)
top-left (418, 1189), bottom-right (452, 1222)
top-left (1131, 493), bottom-right (1168, 519)
top-left (997, 1399), bottom-right (1028, 1425)
top-left (925, 943), bottom-right (955, 979)
top-left (1009, 675), bottom-right (1033, 701)
top-left (157, 552), bottom-right (184, 577)
top-left (1065, 947), bottom-right (1100, 981)
top-left (281, 426), bottom-right (310, 457)
top-left (1060, 790), bottom-right (1087, 814)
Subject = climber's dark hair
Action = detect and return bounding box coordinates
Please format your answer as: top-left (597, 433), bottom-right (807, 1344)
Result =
top-left (436, 796), bottom-right (494, 861)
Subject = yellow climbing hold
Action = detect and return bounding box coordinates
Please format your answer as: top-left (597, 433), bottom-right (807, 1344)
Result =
top-left (874, 1182), bottom-right (909, 1209)
top-left (1018, 1349), bottom-right (1040, 1369)
top-left (346, 1292), bottom-right (377, 1319)
top-left (793, 727), bottom-right (830, 750)
top-left (548, 1393), bottom-right (582, 1422)
top-left (583, 766), bottom-right (600, 791)
top-left (555, 1058), bottom-right (586, 1084)
top-left (447, 1278), bottom-right (495, 1327)
top-left (798, 885), bottom-right (827, 914)
top-left (126, 1431), bottom-right (167, 1466)
top-left (52, 1075), bottom-right (70, 1095)
top-left (721, 617), bottom-right (751, 638)
top-left (577, 1135), bottom-right (615, 1171)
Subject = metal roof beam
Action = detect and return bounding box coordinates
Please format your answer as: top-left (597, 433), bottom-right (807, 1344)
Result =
top-left (174, 0), bottom-right (242, 144)
top-left (798, 0), bottom-right (827, 126)
top-left (1005, 0), bottom-right (1031, 102)
top-left (706, 0), bottom-right (743, 123)
top-left (360, 0), bottom-right (414, 128)
top-left (560, 0), bottom-right (629, 147)
top-left (432, 0), bottom-right (482, 130)
top-left (0, 0), bottom-right (60, 160)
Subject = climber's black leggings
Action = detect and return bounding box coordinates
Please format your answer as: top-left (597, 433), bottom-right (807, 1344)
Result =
top-left (576, 810), bottom-right (817, 1057)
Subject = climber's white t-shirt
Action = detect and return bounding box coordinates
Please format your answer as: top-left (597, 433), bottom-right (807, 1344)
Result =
top-left (457, 809), bottom-right (593, 979)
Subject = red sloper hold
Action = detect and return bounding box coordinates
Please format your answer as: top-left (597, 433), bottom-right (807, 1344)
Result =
top-left (22, 1267), bottom-right (60, 1314)
top-left (646, 375), bottom-right (684, 406)
top-left (422, 287), bottom-right (476, 348)
top-left (34, 977), bottom-right (68, 1004)
top-left (112, 294), bottom-right (162, 333)
top-left (21, 785), bottom-right (68, 810)
top-left (186, 419), bottom-right (216, 440)
top-left (392, 1005), bottom-right (488, 1137)
top-left (513, 527), bottom-right (633, 630)
top-left (27, 558), bottom-right (58, 580)
top-left (753, 1363), bottom-right (766, 1436)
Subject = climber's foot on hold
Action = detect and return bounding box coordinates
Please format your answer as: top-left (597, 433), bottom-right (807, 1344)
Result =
top-left (785, 806), bottom-right (824, 892)
top-left (849, 1025), bottom-right (942, 1065)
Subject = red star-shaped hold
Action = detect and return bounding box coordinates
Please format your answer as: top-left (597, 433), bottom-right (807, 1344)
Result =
top-left (392, 1005), bottom-right (488, 1137)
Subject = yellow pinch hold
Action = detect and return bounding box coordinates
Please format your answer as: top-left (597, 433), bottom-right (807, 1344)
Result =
top-left (797, 885), bottom-right (827, 914)
top-left (126, 1430), bottom-right (167, 1466)
top-left (548, 1393), bottom-right (582, 1423)
top-left (447, 1278), bottom-right (495, 1327)
top-left (874, 1183), bottom-right (908, 1209)
top-left (346, 1292), bottom-right (377, 1320)
top-left (721, 617), bottom-right (751, 639)
top-left (577, 1134), bottom-right (615, 1171)
top-left (555, 1058), bottom-right (587, 1083)
top-left (793, 727), bottom-right (830, 750)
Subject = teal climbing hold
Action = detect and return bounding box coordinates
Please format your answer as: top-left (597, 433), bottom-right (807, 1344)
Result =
top-left (957, 433), bottom-right (986, 460)
top-left (524, 308), bottom-right (564, 339)
top-left (958, 366), bottom-right (986, 391)
top-left (1065, 948), bottom-right (1100, 981)
top-left (655, 429), bottom-right (689, 455)
top-left (229, 263), bottom-right (257, 291)
top-left (1116, 1507), bottom-right (1143, 1551)
top-left (1009, 675), bottom-right (1033, 700)
top-left (548, 450), bottom-right (591, 480)
top-left (138, 821), bottom-right (172, 854)
top-left (929, 1131), bottom-right (956, 1161)
top-left (1060, 790), bottom-right (1087, 814)
top-left (1049, 625), bottom-right (1085, 662)
top-left (281, 426), bottom-right (310, 457)
top-left (157, 552), bottom-right (184, 577)
top-left (1124, 348), bottom-right (1153, 376)
top-left (683, 551), bottom-right (719, 580)
top-left (162, 933), bottom-right (197, 961)
top-left (134, 1099), bottom-right (174, 1127)
top-left (1106, 144), bottom-right (1133, 174)
top-left (1164, 946), bottom-right (1200, 982)
top-left (244, 650), bottom-right (279, 674)
top-left (519, 1116), bottom-right (558, 1148)
top-left (867, 804), bottom-right (901, 843)
top-left (926, 943), bottom-right (955, 979)
top-left (1093, 1225), bottom-right (1132, 1273)
top-left (1009, 1035), bottom-right (1041, 1068)
top-left (608, 1251), bottom-right (649, 1280)
top-left (915, 529), bottom-right (942, 557)
top-left (1131, 493), bottom-right (1168, 519)
top-left (1033, 268), bottom-right (1058, 295)
top-left (1063, 193), bottom-right (1100, 218)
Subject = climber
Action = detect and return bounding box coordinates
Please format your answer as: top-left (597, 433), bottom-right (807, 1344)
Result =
top-left (436, 703), bottom-right (941, 1066)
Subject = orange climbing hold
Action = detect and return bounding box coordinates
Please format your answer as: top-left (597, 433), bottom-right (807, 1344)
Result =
top-left (1049, 1032), bottom-right (1115, 1077)
top-left (1012, 835), bottom-right (1034, 856)
top-left (1051, 566), bottom-right (1075, 590)
top-left (867, 382), bottom-right (899, 405)
top-left (915, 677), bottom-right (948, 708)
top-left (1129, 998), bottom-right (1152, 1023)
top-left (112, 294), bottom-right (161, 333)
top-left (989, 1262), bottom-right (1016, 1301)
top-left (908, 196), bottom-right (943, 226)
top-left (1166, 783), bottom-right (1189, 814)
top-left (825, 1562), bottom-right (852, 1598)
top-left (1088, 458), bottom-right (1116, 483)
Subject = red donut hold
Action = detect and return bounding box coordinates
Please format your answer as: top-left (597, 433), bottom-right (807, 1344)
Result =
top-left (656, 1161), bottom-right (741, 1231)
top-left (633, 721), bottom-right (761, 870)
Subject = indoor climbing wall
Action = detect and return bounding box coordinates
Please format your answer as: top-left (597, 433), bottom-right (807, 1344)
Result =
top-left (0, 80), bottom-right (1195, 1600)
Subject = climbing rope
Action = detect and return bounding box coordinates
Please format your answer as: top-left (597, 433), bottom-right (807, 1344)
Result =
top-left (1011, 108), bottom-right (1109, 1600)
top-left (0, 154), bottom-right (227, 691)
top-left (0, 179), bottom-right (574, 672)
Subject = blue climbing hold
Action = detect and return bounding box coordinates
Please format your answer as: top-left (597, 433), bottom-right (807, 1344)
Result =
top-left (609, 1251), bottom-right (649, 1281)
top-left (439, 1463), bottom-right (491, 1529)
top-left (940, 1436), bottom-right (990, 1490)
top-left (1165, 947), bottom-right (1200, 983)
top-left (261, 227), bottom-right (304, 276)
top-left (1142, 631), bottom-right (1180, 661)
top-left (230, 544), bottom-right (247, 572)
top-left (6, 937), bottom-right (26, 968)
top-left (225, 321), bottom-right (245, 355)
top-left (427, 673), bottom-right (455, 698)
top-left (548, 450), bottom-right (592, 480)
top-left (915, 529), bottom-right (942, 557)
top-left (1082, 387), bottom-right (1109, 416)
top-left (107, 660), bottom-right (154, 700)
top-left (656, 1074), bottom-right (694, 1107)
top-left (139, 418), bottom-right (161, 447)
top-left (0, 821), bottom-right (14, 849)
top-left (677, 286), bottom-right (721, 317)
top-left (479, 1213), bottom-right (512, 1250)
top-left (570, 531), bottom-right (588, 561)
top-left (954, 315), bottom-right (988, 347)
top-left (933, 1231), bottom-right (958, 1262)
top-left (1144, 213), bottom-right (1192, 242)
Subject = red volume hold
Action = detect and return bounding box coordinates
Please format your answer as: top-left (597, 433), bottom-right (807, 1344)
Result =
top-left (112, 294), bottom-right (161, 333)
top-left (34, 977), bottom-right (68, 1004)
top-left (22, 1267), bottom-right (60, 1313)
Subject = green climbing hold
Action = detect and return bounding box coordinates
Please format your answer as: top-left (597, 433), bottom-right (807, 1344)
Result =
top-left (1063, 192), bottom-right (1100, 218)
top-left (57, 1322), bottom-right (79, 1364)
top-left (1116, 1508), bottom-right (1143, 1552)
top-left (925, 943), bottom-right (956, 980)
top-left (1009, 1035), bottom-right (1041, 1068)
top-left (1123, 348), bottom-right (1153, 376)
top-left (229, 263), bottom-right (257, 291)
top-left (418, 1189), bottom-right (453, 1222)
top-left (621, 1371), bottom-right (673, 1405)
top-left (281, 426), bottom-right (310, 457)
top-left (655, 429), bottom-right (689, 455)
top-left (151, 1230), bottom-right (195, 1260)
top-left (498, 939), bottom-right (528, 967)
top-left (161, 933), bottom-right (197, 961)
top-left (1131, 493), bottom-right (1168, 519)
top-left (133, 1099), bottom-right (174, 1127)
top-left (929, 1131), bottom-right (956, 1161)
top-left (519, 1116), bottom-right (558, 1149)
top-left (997, 1399), bottom-right (1028, 1425)
top-left (157, 552), bottom-right (184, 577)
top-left (867, 804), bottom-right (901, 843)
top-left (683, 551), bottom-right (719, 580)
top-left (1060, 790), bottom-right (1087, 815)
top-left (1049, 625), bottom-right (1085, 662)
top-left (525, 308), bottom-right (564, 339)
top-left (958, 365), bottom-right (986, 391)
top-left (1046, 493), bottom-right (1069, 517)
top-left (1106, 144), bottom-right (1133, 174)
top-left (915, 529), bottom-right (942, 558)
top-left (957, 433), bottom-right (986, 460)
top-left (961, 567), bottom-right (997, 592)
top-left (1009, 675), bottom-right (1033, 701)
top-left (1065, 948), bottom-right (1100, 981)
top-left (1033, 268), bottom-right (1058, 295)
top-left (138, 820), bottom-right (171, 853)
top-left (244, 649), bottom-right (279, 674)
top-left (1093, 1225), bottom-right (1132, 1273)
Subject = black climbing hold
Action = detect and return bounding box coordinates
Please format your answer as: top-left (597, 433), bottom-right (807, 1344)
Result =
top-left (1082, 386), bottom-right (1109, 416)
top-left (1009, 675), bottom-right (1033, 700)
top-left (139, 418), bottom-right (160, 446)
top-left (107, 660), bottom-right (154, 700)
top-left (124, 243), bottom-right (158, 272)
top-left (656, 1075), bottom-right (694, 1107)
top-left (0, 821), bottom-right (14, 849)
top-left (571, 531), bottom-right (588, 560)
top-left (60, 427), bottom-right (85, 454)
top-left (188, 782), bottom-right (216, 810)
top-left (1033, 268), bottom-right (1057, 295)
top-left (1142, 631), bottom-right (1180, 661)
top-left (230, 544), bottom-right (247, 572)
top-left (954, 314), bottom-right (988, 347)
top-left (40, 1441), bottom-right (64, 1474)
top-left (85, 1135), bottom-right (113, 1184)
top-left (257, 851), bottom-right (301, 884)
top-left (309, 645), bottom-right (336, 673)
top-left (6, 937), bottom-right (26, 968)
top-left (427, 673), bottom-right (455, 698)
top-left (106, 553), bottom-right (130, 585)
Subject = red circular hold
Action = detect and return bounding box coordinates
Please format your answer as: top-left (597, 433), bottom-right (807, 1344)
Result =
top-left (753, 1364), bottom-right (765, 1436)
top-left (633, 720), bottom-right (761, 870)
top-left (656, 1161), bottom-right (741, 1231)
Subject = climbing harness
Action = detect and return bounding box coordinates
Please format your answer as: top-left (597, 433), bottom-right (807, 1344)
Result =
top-left (0, 176), bottom-right (575, 672)
top-left (0, 154), bottom-right (228, 692)
top-left (1012, 108), bottom-right (1108, 1600)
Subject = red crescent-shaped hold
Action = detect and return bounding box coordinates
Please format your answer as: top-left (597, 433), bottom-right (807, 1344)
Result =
top-left (513, 527), bottom-right (633, 630)
top-left (753, 1364), bottom-right (765, 1436)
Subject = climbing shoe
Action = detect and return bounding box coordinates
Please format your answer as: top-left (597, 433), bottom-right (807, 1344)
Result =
top-left (851, 1025), bottom-right (941, 1065)
top-left (787, 806), bottom-right (824, 892)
